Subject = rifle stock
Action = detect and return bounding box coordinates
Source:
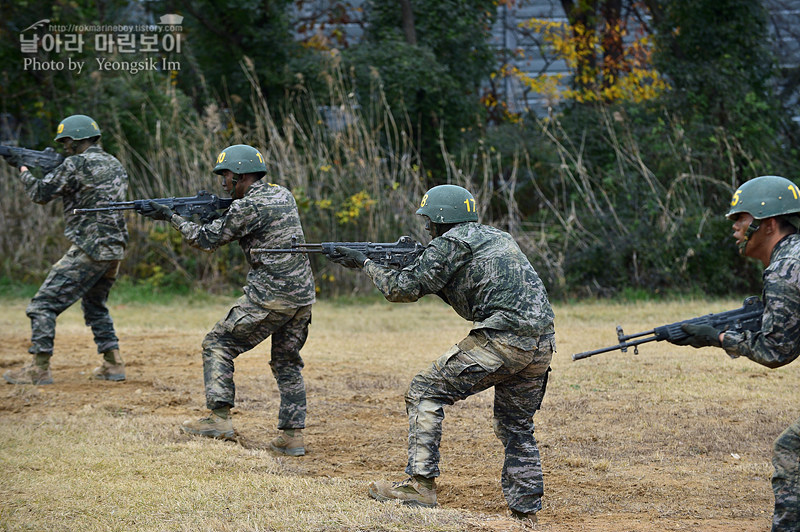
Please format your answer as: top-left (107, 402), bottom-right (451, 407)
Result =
top-left (572, 296), bottom-right (764, 361)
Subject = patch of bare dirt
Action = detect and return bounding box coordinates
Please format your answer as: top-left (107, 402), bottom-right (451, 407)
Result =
top-left (0, 301), bottom-right (780, 532)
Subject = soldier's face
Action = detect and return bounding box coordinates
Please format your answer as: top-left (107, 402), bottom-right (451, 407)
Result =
top-left (424, 216), bottom-right (440, 238)
top-left (60, 138), bottom-right (76, 155)
top-left (732, 212), bottom-right (760, 256)
top-left (221, 170), bottom-right (235, 196)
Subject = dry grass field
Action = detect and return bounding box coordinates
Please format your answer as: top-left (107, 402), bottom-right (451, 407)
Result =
top-left (0, 295), bottom-right (796, 531)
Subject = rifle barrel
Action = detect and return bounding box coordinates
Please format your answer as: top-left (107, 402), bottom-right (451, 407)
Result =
top-left (252, 244), bottom-right (324, 253)
top-left (617, 329), bottom-right (656, 342)
top-left (571, 336), bottom-right (658, 361)
top-left (73, 205), bottom-right (133, 214)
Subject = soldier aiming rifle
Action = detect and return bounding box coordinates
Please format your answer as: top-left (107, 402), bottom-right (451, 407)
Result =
top-left (331, 184), bottom-right (555, 525)
top-left (3, 114), bottom-right (129, 385)
top-left (137, 144), bottom-right (316, 456)
top-left (669, 175), bottom-right (800, 531)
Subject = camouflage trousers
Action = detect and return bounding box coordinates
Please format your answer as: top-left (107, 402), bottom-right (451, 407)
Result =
top-left (772, 415), bottom-right (800, 531)
top-left (405, 329), bottom-right (555, 514)
top-left (26, 244), bottom-right (121, 356)
top-left (201, 295), bottom-right (311, 429)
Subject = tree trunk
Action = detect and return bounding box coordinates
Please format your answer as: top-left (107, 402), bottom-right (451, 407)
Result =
top-left (601, 0), bottom-right (624, 97)
top-left (560, 0), bottom-right (600, 96)
top-left (400, 0), bottom-right (417, 45)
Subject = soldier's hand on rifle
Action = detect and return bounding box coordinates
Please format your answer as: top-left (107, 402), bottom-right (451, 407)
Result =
top-left (140, 200), bottom-right (174, 221)
top-left (675, 323), bottom-right (723, 348)
top-left (4, 153), bottom-right (21, 168)
top-left (203, 210), bottom-right (224, 222)
top-left (333, 246), bottom-right (369, 269)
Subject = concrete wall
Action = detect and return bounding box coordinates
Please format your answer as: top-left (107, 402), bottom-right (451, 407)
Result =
top-left (291, 0), bottom-right (800, 118)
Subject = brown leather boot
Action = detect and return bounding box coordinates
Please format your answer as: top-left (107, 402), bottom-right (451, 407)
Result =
top-left (92, 349), bottom-right (126, 381)
top-left (510, 509), bottom-right (538, 524)
top-left (368, 476), bottom-right (437, 508)
top-left (180, 412), bottom-right (234, 439)
top-left (269, 429), bottom-right (305, 456)
top-left (3, 356), bottom-right (53, 385)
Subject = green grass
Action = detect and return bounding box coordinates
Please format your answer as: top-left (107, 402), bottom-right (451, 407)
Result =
top-left (1, 274), bottom-right (757, 308)
top-left (0, 276), bottom-right (39, 300)
top-left (0, 275), bottom-right (242, 305)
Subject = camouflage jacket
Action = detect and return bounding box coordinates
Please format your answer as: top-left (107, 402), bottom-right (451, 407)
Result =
top-left (19, 145), bottom-right (128, 261)
top-left (723, 233), bottom-right (800, 368)
top-left (170, 180), bottom-right (316, 309)
top-left (363, 222), bottom-right (555, 350)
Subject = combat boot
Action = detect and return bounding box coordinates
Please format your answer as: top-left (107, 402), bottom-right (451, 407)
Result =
top-left (368, 476), bottom-right (437, 508)
top-left (92, 349), bottom-right (126, 381)
top-left (3, 355), bottom-right (53, 385)
top-left (510, 509), bottom-right (538, 525)
top-left (269, 429), bottom-right (305, 456)
top-left (180, 411), bottom-right (234, 439)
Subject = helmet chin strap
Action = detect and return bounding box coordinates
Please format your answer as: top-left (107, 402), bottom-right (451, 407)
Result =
top-left (739, 221), bottom-right (760, 255)
top-left (227, 173), bottom-right (243, 199)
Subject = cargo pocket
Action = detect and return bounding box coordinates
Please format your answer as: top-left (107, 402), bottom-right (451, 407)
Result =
top-left (532, 367), bottom-right (551, 412)
top-left (220, 299), bottom-right (271, 340)
top-left (434, 333), bottom-right (504, 396)
top-left (457, 332), bottom-right (504, 373)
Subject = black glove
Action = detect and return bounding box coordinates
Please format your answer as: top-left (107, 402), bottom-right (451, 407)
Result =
top-left (4, 153), bottom-right (21, 168)
top-left (332, 246), bottom-right (369, 269)
top-left (672, 323), bottom-right (722, 348)
top-left (201, 210), bottom-right (224, 223)
top-left (140, 200), bottom-right (174, 221)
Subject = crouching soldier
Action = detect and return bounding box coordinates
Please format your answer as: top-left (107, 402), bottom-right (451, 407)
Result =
top-left (334, 185), bottom-right (556, 524)
top-left (140, 144), bottom-right (316, 455)
top-left (4, 114), bottom-right (128, 385)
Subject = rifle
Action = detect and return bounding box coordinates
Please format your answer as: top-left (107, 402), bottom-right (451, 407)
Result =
top-left (251, 236), bottom-right (426, 269)
top-left (572, 296), bottom-right (764, 361)
top-left (0, 145), bottom-right (64, 173)
top-left (73, 190), bottom-right (232, 223)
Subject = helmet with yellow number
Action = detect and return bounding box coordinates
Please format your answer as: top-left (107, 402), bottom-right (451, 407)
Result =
top-left (415, 184), bottom-right (478, 224)
top-left (726, 175), bottom-right (800, 221)
top-left (54, 115), bottom-right (101, 142)
top-left (213, 144), bottom-right (266, 177)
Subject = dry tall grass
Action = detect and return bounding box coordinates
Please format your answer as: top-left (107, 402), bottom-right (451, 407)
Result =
top-left (0, 63), bottom-right (750, 297)
top-left (0, 295), bottom-right (794, 531)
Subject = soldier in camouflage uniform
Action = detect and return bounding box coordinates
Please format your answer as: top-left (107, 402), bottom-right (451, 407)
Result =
top-left (671, 175), bottom-right (800, 531)
top-left (4, 114), bottom-right (129, 385)
top-left (335, 185), bottom-right (555, 524)
top-left (141, 144), bottom-right (315, 453)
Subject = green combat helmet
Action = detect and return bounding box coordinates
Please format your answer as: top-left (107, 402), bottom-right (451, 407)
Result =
top-left (213, 144), bottom-right (267, 180)
top-left (416, 184), bottom-right (478, 224)
top-left (54, 114), bottom-right (101, 141)
top-left (727, 175), bottom-right (800, 223)
top-left (726, 175), bottom-right (800, 253)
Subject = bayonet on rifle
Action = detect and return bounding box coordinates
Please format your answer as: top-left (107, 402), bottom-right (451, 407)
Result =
top-left (572, 296), bottom-right (764, 361)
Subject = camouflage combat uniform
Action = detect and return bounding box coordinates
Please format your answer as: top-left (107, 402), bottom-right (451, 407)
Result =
top-left (169, 180), bottom-right (316, 429)
top-left (363, 222), bottom-right (556, 515)
top-left (19, 145), bottom-right (128, 357)
top-left (722, 233), bottom-right (800, 532)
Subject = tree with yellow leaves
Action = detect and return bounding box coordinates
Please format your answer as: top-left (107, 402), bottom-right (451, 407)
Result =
top-left (511, 0), bottom-right (667, 105)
